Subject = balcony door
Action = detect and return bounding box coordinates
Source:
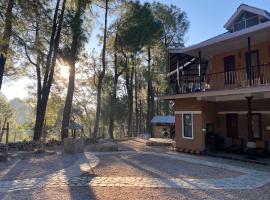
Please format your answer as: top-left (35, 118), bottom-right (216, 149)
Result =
top-left (246, 50), bottom-right (260, 81)
top-left (224, 55), bottom-right (236, 85)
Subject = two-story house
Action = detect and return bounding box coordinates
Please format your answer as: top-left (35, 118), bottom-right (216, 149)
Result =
top-left (160, 4), bottom-right (270, 155)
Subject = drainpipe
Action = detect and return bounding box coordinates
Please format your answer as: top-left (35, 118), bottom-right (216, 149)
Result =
top-left (199, 51), bottom-right (202, 90)
top-left (247, 37), bottom-right (252, 86)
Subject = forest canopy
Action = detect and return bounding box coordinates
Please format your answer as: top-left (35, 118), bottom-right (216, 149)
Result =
top-left (0, 0), bottom-right (189, 142)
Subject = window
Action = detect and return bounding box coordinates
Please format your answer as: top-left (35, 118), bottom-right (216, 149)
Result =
top-left (234, 21), bottom-right (245, 31)
top-left (182, 114), bottom-right (193, 139)
top-left (246, 17), bottom-right (259, 28)
top-left (233, 11), bottom-right (259, 32)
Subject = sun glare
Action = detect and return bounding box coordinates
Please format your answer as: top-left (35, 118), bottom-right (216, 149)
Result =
top-left (59, 64), bottom-right (70, 80)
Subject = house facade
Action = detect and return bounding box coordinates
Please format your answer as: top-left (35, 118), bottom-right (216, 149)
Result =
top-left (160, 4), bottom-right (270, 154)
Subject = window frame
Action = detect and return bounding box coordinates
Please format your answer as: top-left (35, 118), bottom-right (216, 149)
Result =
top-left (182, 113), bottom-right (194, 139)
top-left (233, 12), bottom-right (259, 32)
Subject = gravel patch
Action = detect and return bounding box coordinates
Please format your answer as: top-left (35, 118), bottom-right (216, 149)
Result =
top-left (91, 155), bottom-right (153, 177)
top-left (118, 140), bottom-right (171, 152)
top-left (93, 154), bottom-right (242, 179)
top-left (0, 153), bottom-right (79, 181)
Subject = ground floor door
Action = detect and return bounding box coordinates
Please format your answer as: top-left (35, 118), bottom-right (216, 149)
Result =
top-left (226, 114), bottom-right (239, 139)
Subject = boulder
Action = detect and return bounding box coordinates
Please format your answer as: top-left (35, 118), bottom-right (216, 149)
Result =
top-left (85, 142), bottom-right (118, 152)
top-left (0, 154), bottom-right (7, 162)
top-left (64, 138), bottom-right (84, 153)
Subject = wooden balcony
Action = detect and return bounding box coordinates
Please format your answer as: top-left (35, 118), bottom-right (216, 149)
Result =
top-left (174, 63), bottom-right (270, 94)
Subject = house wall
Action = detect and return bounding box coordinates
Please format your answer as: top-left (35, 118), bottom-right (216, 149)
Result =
top-left (174, 98), bottom-right (270, 152)
top-left (216, 99), bottom-right (270, 149)
top-left (209, 41), bottom-right (270, 90)
top-left (176, 113), bottom-right (204, 151)
top-left (201, 101), bottom-right (218, 131)
top-left (174, 98), bottom-right (205, 151)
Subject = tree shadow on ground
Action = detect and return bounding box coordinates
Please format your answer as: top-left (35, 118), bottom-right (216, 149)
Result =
top-left (0, 152), bottom-right (78, 181)
top-left (62, 152), bottom-right (97, 200)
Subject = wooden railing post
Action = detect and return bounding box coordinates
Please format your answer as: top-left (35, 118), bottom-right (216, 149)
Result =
top-left (171, 63), bottom-right (270, 95)
top-left (4, 122), bottom-right (9, 161)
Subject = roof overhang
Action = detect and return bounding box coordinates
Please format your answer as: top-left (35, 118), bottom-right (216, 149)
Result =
top-left (151, 115), bottom-right (175, 124)
top-left (224, 4), bottom-right (270, 30)
top-left (170, 21), bottom-right (270, 59)
top-left (159, 85), bottom-right (270, 102)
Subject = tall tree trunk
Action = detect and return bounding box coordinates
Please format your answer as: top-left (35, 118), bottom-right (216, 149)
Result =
top-left (146, 47), bottom-right (153, 136)
top-left (139, 99), bottom-right (142, 134)
top-left (0, 0), bottom-right (15, 90)
top-left (61, 58), bottom-right (76, 139)
top-left (61, 0), bottom-right (84, 139)
top-left (108, 33), bottom-right (120, 140)
top-left (93, 0), bottom-right (108, 142)
top-left (135, 67), bottom-right (139, 136)
top-left (33, 0), bottom-right (66, 141)
top-left (108, 75), bottom-right (117, 140)
top-left (126, 66), bottom-right (134, 137)
top-left (93, 76), bottom-right (103, 140)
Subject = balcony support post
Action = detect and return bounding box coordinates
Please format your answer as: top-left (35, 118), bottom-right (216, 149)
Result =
top-left (199, 51), bottom-right (202, 90)
top-left (247, 37), bottom-right (252, 86)
top-left (246, 95), bottom-right (256, 159)
top-left (246, 96), bottom-right (253, 141)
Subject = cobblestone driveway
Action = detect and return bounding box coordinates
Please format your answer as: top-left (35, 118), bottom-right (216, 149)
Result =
top-left (0, 150), bottom-right (270, 193)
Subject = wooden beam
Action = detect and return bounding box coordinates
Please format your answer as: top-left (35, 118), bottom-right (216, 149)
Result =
top-left (246, 96), bottom-right (253, 141)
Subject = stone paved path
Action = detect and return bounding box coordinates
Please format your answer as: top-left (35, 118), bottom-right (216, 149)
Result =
top-left (0, 151), bottom-right (270, 192)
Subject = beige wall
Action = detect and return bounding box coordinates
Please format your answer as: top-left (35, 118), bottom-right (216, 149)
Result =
top-left (211, 41), bottom-right (270, 73)
top-left (175, 113), bottom-right (204, 151)
top-left (175, 98), bottom-right (205, 151)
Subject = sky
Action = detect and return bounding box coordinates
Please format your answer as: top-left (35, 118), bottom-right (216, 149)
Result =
top-left (2, 0), bottom-right (270, 100)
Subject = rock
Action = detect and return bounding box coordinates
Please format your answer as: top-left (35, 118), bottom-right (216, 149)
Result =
top-left (171, 141), bottom-right (176, 148)
top-left (146, 138), bottom-right (173, 147)
top-left (138, 133), bottom-right (151, 139)
top-left (184, 149), bottom-right (190, 153)
top-left (64, 138), bottom-right (84, 153)
top-left (0, 154), bottom-right (7, 162)
top-left (98, 139), bottom-right (108, 143)
top-left (85, 142), bottom-right (118, 152)
top-left (177, 148), bottom-right (183, 152)
top-left (196, 150), bottom-right (201, 155)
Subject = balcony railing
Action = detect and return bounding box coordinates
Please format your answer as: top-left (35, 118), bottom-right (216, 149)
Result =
top-left (175, 63), bottom-right (270, 94)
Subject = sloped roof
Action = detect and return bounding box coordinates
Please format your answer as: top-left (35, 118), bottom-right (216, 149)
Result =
top-left (169, 20), bottom-right (270, 57)
top-left (151, 115), bottom-right (175, 124)
top-left (65, 122), bottom-right (83, 130)
top-left (224, 4), bottom-right (270, 30)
